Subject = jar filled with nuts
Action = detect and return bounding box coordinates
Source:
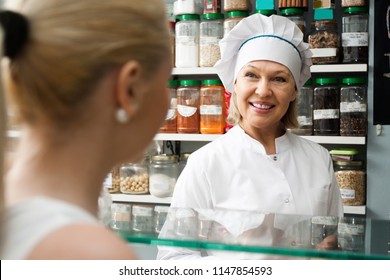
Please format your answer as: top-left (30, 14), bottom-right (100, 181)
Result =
top-left (200, 13), bottom-right (224, 67)
top-left (280, 7), bottom-right (306, 36)
top-left (119, 162), bottom-right (149, 195)
top-left (308, 20), bottom-right (340, 64)
top-left (224, 0), bottom-right (250, 12)
top-left (334, 160), bottom-right (366, 206)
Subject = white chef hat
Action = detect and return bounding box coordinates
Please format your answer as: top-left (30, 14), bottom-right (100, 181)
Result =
top-left (214, 14), bottom-right (312, 93)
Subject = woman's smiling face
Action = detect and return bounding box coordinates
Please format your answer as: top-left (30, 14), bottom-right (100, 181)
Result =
top-left (234, 60), bottom-right (297, 134)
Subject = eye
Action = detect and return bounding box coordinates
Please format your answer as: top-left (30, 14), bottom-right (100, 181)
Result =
top-left (244, 71), bottom-right (257, 78)
top-left (273, 76), bottom-right (287, 83)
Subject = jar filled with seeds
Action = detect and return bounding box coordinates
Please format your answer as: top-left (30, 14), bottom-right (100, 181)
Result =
top-left (119, 162), bottom-right (149, 195)
top-left (334, 160), bottom-right (366, 206)
top-left (111, 202), bottom-right (132, 231)
top-left (313, 78), bottom-right (340, 136)
top-left (175, 14), bottom-right (200, 68)
top-left (342, 6), bottom-right (369, 63)
top-left (280, 7), bottom-right (306, 35)
top-left (224, 0), bottom-right (250, 12)
top-left (149, 154), bottom-right (180, 198)
top-left (340, 77), bottom-right (367, 136)
top-left (223, 10), bottom-right (249, 37)
top-left (290, 78), bottom-right (313, 136)
top-left (341, 0), bottom-right (365, 7)
top-left (200, 13), bottom-right (224, 67)
top-left (308, 20), bottom-right (340, 64)
top-left (131, 204), bottom-right (154, 234)
top-left (200, 79), bottom-right (225, 134)
top-left (160, 80), bottom-right (179, 133)
top-left (177, 79), bottom-right (201, 133)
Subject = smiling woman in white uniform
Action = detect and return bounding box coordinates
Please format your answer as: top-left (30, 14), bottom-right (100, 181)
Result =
top-left (157, 14), bottom-right (343, 260)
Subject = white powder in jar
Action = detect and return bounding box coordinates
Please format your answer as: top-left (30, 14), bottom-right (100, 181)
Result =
top-left (149, 173), bottom-right (177, 198)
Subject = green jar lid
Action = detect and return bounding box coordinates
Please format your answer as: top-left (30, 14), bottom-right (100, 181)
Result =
top-left (280, 7), bottom-right (305, 16)
top-left (334, 160), bottom-right (363, 167)
top-left (151, 154), bottom-right (179, 162)
top-left (178, 14), bottom-right (200, 21)
top-left (303, 78), bottom-right (313, 86)
top-left (343, 6), bottom-right (368, 14)
top-left (330, 148), bottom-right (359, 156)
top-left (167, 80), bottom-right (180, 87)
top-left (226, 11), bottom-right (249, 18)
top-left (342, 77), bottom-right (367, 85)
top-left (203, 79), bottom-right (222, 86)
top-left (315, 78), bottom-right (338, 85)
top-left (253, 9), bottom-right (277, 16)
top-left (202, 13), bottom-right (224, 20)
top-left (180, 79), bottom-right (202, 86)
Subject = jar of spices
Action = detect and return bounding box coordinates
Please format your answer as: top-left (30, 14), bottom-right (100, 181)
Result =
top-left (119, 162), bottom-right (149, 195)
top-left (341, 0), bottom-right (365, 7)
top-left (200, 13), bottom-right (224, 67)
top-left (334, 160), bottom-right (366, 206)
top-left (177, 79), bottom-right (201, 133)
top-left (308, 20), bottom-right (340, 64)
top-left (337, 217), bottom-right (365, 252)
top-left (342, 6), bottom-right (369, 63)
top-left (175, 14), bottom-right (200, 68)
top-left (290, 78), bottom-right (313, 136)
top-left (223, 11), bottom-right (249, 37)
top-left (253, 9), bottom-right (277, 16)
top-left (149, 154), bottom-right (180, 198)
top-left (111, 202), bottom-right (132, 231)
top-left (280, 8), bottom-right (306, 35)
top-left (203, 0), bottom-right (221, 14)
top-left (224, 0), bottom-right (249, 12)
top-left (313, 78), bottom-right (340, 136)
top-left (131, 204), bottom-right (155, 234)
top-left (154, 205), bottom-right (170, 234)
top-left (200, 79), bottom-right (225, 134)
top-left (160, 80), bottom-right (179, 133)
top-left (340, 77), bottom-right (367, 136)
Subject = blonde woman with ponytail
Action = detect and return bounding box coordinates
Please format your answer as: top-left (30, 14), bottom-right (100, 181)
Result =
top-left (0, 0), bottom-right (172, 259)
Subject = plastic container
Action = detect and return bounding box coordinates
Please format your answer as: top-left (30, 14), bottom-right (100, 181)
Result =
top-left (290, 78), bottom-right (313, 135)
top-left (131, 204), bottom-right (154, 233)
top-left (175, 14), bottom-right (200, 68)
top-left (223, 11), bottom-right (249, 37)
top-left (149, 154), bottom-right (180, 198)
top-left (280, 8), bottom-right (306, 35)
top-left (342, 6), bottom-right (369, 63)
top-left (160, 80), bottom-right (179, 133)
top-left (177, 79), bottom-right (201, 133)
top-left (111, 203), bottom-right (132, 231)
top-left (313, 78), bottom-right (340, 136)
top-left (119, 162), bottom-right (149, 195)
top-left (224, 0), bottom-right (250, 12)
top-left (329, 148), bottom-right (359, 161)
top-left (203, 0), bottom-right (221, 14)
top-left (200, 79), bottom-right (225, 134)
top-left (200, 13), bottom-right (224, 67)
top-left (308, 20), bottom-right (340, 64)
top-left (340, 77), bottom-right (367, 136)
top-left (334, 160), bottom-right (366, 206)
top-left (154, 205), bottom-right (170, 234)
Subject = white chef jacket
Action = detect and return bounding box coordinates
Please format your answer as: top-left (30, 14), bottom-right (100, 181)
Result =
top-left (157, 125), bottom-right (343, 260)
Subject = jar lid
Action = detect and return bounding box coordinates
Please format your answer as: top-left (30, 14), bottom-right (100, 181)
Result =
top-left (342, 77), bottom-right (367, 85)
top-left (180, 79), bottom-right (202, 87)
top-left (280, 7), bottom-right (305, 16)
top-left (343, 6), bottom-right (368, 14)
top-left (180, 153), bottom-right (191, 160)
top-left (330, 148), bottom-right (359, 156)
top-left (303, 78), bottom-right (313, 86)
top-left (226, 11), bottom-right (249, 18)
top-left (167, 80), bottom-right (180, 87)
top-left (315, 77), bottom-right (338, 85)
top-left (151, 154), bottom-right (179, 162)
top-left (202, 13), bottom-right (224, 20)
top-left (178, 14), bottom-right (200, 21)
top-left (334, 160), bottom-right (363, 167)
top-left (253, 9), bottom-right (277, 16)
top-left (203, 79), bottom-right (222, 86)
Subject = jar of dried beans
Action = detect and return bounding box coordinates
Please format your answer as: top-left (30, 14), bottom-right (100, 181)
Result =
top-left (223, 10), bottom-right (249, 37)
top-left (200, 79), bottom-right (225, 134)
top-left (119, 162), bottom-right (149, 195)
top-left (280, 7), bottom-right (306, 35)
top-left (224, 0), bottom-right (250, 12)
top-left (177, 79), bottom-right (201, 133)
top-left (340, 77), bottom-right (367, 136)
top-left (200, 13), bottom-right (224, 67)
top-left (175, 14), bottom-right (200, 68)
top-left (334, 160), bottom-right (366, 206)
top-left (308, 20), bottom-right (340, 64)
top-left (342, 6), bottom-right (369, 63)
top-left (313, 78), bottom-right (340, 136)
top-left (160, 80), bottom-right (179, 133)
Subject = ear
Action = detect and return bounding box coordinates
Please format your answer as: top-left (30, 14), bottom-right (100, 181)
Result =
top-left (115, 60), bottom-right (142, 118)
top-left (290, 88), bottom-right (297, 102)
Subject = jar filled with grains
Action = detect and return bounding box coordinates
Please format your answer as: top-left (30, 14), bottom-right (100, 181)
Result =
top-left (340, 77), bottom-right (367, 136)
top-left (200, 79), bottom-right (225, 134)
top-left (224, 0), bottom-right (250, 12)
top-left (160, 80), bottom-right (179, 133)
top-left (119, 162), bottom-right (149, 195)
top-left (200, 13), bottom-right (224, 67)
top-left (313, 78), bottom-right (340, 136)
top-left (175, 14), bottom-right (200, 68)
top-left (177, 79), bottom-right (201, 133)
top-left (149, 154), bottom-right (180, 198)
top-left (223, 10), bottom-right (249, 37)
top-left (334, 160), bottom-right (366, 206)
top-left (280, 8), bottom-right (306, 35)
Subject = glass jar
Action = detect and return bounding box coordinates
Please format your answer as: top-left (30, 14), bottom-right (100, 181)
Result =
top-left (177, 79), bottom-right (201, 133)
top-left (131, 204), bottom-right (154, 234)
top-left (200, 13), bottom-right (224, 67)
top-left (253, 9), bottom-right (277, 16)
top-left (169, 21), bottom-right (175, 67)
top-left (313, 78), bottom-right (340, 136)
top-left (154, 205), bottom-right (170, 234)
top-left (200, 79), bottom-right (225, 134)
top-left (179, 152), bottom-right (191, 176)
top-left (103, 166), bottom-right (120, 193)
top-left (203, 0), bottom-right (221, 14)
top-left (149, 154), bottom-right (179, 198)
top-left (290, 78), bottom-right (313, 136)
top-left (175, 14), bottom-right (200, 68)
top-left (223, 11), bottom-right (249, 37)
top-left (224, 0), bottom-right (249, 12)
top-left (308, 20), bottom-right (340, 64)
top-left (337, 217), bottom-right (365, 252)
top-left (340, 77), bottom-right (367, 136)
top-left (174, 208), bottom-right (198, 239)
top-left (160, 80), bottom-right (179, 133)
top-left (110, 202), bottom-right (132, 231)
top-left (311, 216), bottom-right (339, 247)
top-left (119, 162), bottom-right (149, 195)
top-left (341, 0), bottom-right (366, 7)
top-left (280, 8), bottom-right (306, 35)
top-left (334, 160), bottom-right (366, 206)
top-left (342, 6), bottom-right (369, 63)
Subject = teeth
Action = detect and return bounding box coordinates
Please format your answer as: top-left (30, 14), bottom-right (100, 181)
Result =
top-left (252, 103), bottom-right (272, 109)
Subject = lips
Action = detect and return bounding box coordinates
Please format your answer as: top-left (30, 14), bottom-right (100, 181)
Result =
top-left (249, 102), bottom-right (274, 110)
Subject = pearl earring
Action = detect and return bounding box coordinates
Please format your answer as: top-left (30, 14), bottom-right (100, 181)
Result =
top-left (115, 108), bottom-right (129, 124)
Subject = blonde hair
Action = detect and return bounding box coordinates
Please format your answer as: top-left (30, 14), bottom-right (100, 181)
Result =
top-left (3, 0), bottom-right (170, 126)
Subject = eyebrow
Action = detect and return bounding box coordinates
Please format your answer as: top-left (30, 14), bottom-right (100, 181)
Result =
top-left (244, 64), bottom-right (290, 75)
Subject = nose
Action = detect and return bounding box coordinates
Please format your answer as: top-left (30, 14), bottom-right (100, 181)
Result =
top-left (254, 79), bottom-right (272, 97)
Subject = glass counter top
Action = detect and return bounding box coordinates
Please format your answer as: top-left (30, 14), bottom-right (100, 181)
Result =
top-left (112, 207), bottom-right (390, 260)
